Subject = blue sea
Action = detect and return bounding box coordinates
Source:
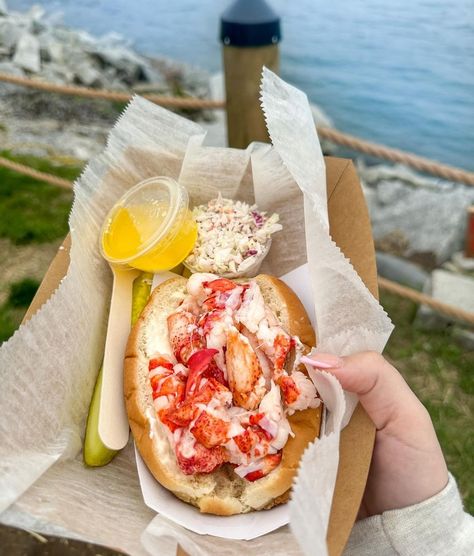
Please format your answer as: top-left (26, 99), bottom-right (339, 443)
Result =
top-left (9, 0), bottom-right (474, 171)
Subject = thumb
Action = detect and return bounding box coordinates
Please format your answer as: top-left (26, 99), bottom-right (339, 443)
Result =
top-left (302, 351), bottom-right (425, 431)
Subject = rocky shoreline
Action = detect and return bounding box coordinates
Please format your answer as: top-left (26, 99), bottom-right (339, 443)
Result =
top-left (0, 2), bottom-right (215, 160)
top-left (1, 2), bottom-right (473, 325)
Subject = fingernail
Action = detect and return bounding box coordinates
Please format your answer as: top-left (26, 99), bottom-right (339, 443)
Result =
top-left (301, 353), bottom-right (343, 369)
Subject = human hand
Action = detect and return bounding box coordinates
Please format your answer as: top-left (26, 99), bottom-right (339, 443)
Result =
top-left (302, 351), bottom-right (449, 518)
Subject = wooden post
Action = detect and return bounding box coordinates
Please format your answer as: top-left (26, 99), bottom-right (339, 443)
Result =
top-left (220, 0), bottom-right (281, 148)
top-left (465, 206), bottom-right (474, 258)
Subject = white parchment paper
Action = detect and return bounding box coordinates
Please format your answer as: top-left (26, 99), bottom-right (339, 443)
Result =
top-left (0, 69), bottom-right (393, 556)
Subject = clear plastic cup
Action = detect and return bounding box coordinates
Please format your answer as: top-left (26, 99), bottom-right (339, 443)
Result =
top-left (100, 176), bottom-right (197, 272)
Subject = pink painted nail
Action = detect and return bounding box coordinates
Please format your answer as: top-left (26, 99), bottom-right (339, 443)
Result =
top-left (301, 353), bottom-right (343, 369)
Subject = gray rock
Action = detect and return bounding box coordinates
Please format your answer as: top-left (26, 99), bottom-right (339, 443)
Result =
top-left (369, 181), bottom-right (474, 263)
top-left (0, 18), bottom-right (24, 50)
top-left (452, 327), bottom-right (474, 350)
top-left (451, 251), bottom-right (474, 273)
top-left (360, 182), bottom-right (377, 215)
top-left (12, 32), bottom-right (41, 73)
top-left (88, 45), bottom-right (143, 83)
top-left (417, 269), bottom-right (474, 328)
top-left (39, 35), bottom-right (64, 64)
top-left (38, 62), bottom-right (75, 84)
top-left (376, 180), bottom-right (410, 205)
top-left (26, 4), bottom-right (45, 33)
top-left (0, 60), bottom-right (24, 76)
top-left (376, 252), bottom-right (429, 290)
top-left (74, 60), bottom-right (102, 87)
top-left (360, 162), bottom-right (446, 191)
top-left (0, 0), bottom-right (8, 16)
top-left (139, 62), bottom-right (168, 88)
top-left (0, 60), bottom-right (24, 92)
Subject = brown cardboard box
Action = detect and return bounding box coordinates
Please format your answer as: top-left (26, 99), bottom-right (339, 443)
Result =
top-left (24, 156), bottom-right (376, 556)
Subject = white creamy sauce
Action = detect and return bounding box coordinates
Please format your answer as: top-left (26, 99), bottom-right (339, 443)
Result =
top-left (228, 419), bottom-right (245, 438)
top-left (145, 407), bottom-right (158, 439)
top-left (179, 428), bottom-right (197, 458)
top-left (153, 396), bottom-right (168, 411)
top-left (256, 318), bottom-right (279, 351)
top-left (270, 415), bottom-right (293, 451)
top-left (225, 438), bottom-right (248, 465)
top-left (258, 382), bottom-right (293, 450)
top-left (173, 363), bottom-right (188, 376)
top-left (205, 309), bottom-right (234, 372)
top-left (146, 316), bottom-right (173, 358)
top-left (234, 460), bottom-right (263, 478)
top-left (225, 286), bottom-right (244, 311)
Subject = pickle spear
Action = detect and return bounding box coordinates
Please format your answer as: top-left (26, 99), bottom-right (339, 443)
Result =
top-left (83, 272), bottom-right (153, 466)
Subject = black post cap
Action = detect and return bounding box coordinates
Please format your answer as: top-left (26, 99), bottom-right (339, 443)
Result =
top-left (220, 0), bottom-right (281, 48)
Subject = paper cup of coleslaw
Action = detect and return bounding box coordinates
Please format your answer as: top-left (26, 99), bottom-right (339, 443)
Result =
top-left (183, 196), bottom-right (281, 278)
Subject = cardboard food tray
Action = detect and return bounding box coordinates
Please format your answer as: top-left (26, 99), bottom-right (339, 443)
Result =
top-left (24, 156), bottom-right (377, 556)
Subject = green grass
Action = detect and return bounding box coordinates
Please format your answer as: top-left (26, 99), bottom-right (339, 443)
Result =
top-left (382, 291), bottom-right (474, 514)
top-left (0, 150), bottom-right (79, 244)
top-left (0, 278), bottom-right (40, 342)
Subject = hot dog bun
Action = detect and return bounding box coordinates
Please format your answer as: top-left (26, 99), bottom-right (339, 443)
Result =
top-left (124, 274), bottom-right (322, 515)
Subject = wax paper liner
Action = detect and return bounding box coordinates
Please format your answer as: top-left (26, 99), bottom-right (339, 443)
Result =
top-left (0, 69), bottom-right (393, 556)
top-left (259, 68), bottom-right (393, 555)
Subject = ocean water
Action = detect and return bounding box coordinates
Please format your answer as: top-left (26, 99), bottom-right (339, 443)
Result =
top-left (9, 0), bottom-right (474, 171)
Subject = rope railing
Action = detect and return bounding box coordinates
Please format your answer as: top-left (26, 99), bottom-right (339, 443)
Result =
top-left (378, 277), bottom-right (474, 326)
top-left (1, 154), bottom-right (473, 326)
top-left (0, 72), bottom-right (224, 109)
top-left (2, 72), bottom-right (474, 185)
top-left (317, 128), bottom-right (474, 187)
top-left (0, 155), bottom-right (73, 189)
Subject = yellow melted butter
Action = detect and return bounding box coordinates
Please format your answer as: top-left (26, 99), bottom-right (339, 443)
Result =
top-left (102, 204), bottom-right (197, 272)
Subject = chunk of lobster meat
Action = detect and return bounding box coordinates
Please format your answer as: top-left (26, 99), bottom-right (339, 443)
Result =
top-left (185, 348), bottom-right (218, 398)
top-left (198, 309), bottom-right (224, 335)
top-left (279, 374), bottom-right (300, 406)
top-left (226, 327), bottom-right (266, 410)
top-left (157, 408), bottom-right (182, 433)
top-left (272, 333), bottom-right (292, 380)
top-left (243, 452), bottom-right (282, 482)
top-left (167, 310), bottom-right (204, 364)
top-left (240, 326), bottom-right (273, 385)
top-left (284, 370), bottom-right (320, 412)
top-left (235, 280), bottom-right (266, 334)
top-left (175, 439), bottom-right (227, 475)
top-left (201, 281), bottom-right (244, 313)
top-left (165, 399), bottom-right (197, 428)
top-left (186, 272), bottom-right (219, 300)
top-left (150, 372), bottom-right (185, 405)
top-left (200, 309), bottom-right (233, 373)
top-left (232, 426), bottom-right (270, 456)
top-left (166, 377), bottom-right (231, 429)
top-left (194, 377), bottom-right (231, 406)
top-left (202, 360), bottom-right (227, 386)
top-left (148, 355), bottom-right (174, 371)
top-left (191, 411), bottom-right (230, 448)
top-left (203, 278), bottom-right (237, 292)
top-left (256, 319), bottom-right (292, 381)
